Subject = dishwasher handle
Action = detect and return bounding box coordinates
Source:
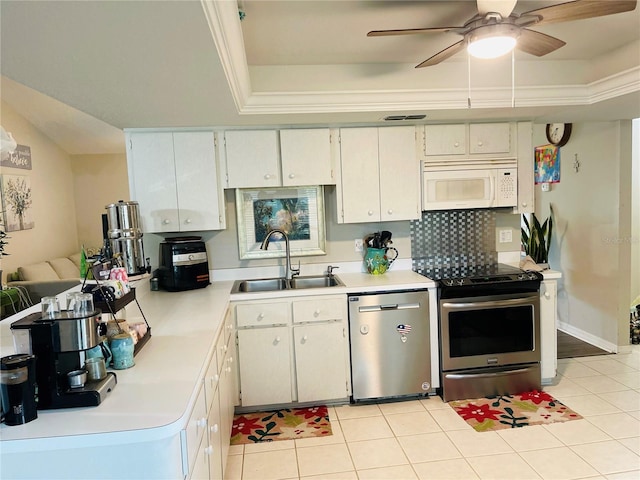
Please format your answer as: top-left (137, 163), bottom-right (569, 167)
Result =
top-left (358, 302), bottom-right (420, 313)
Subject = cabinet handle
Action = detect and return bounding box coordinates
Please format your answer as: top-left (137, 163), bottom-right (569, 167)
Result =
top-left (478, 141), bottom-right (483, 147)
top-left (197, 417), bottom-right (207, 428)
top-left (205, 446), bottom-right (213, 456)
top-left (258, 313), bottom-right (265, 320)
top-left (185, 218), bottom-right (192, 224)
top-left (302, 335), bottom-right (308, 342)
top-left (264, 174), bottom-right (271, 180)
top-left (210, 423), bottom-right (219, 433)
top-left (368, 210), bottom-right (374, 216)
top-left (454, 142), bottom-right (460, 148)
top-left (162, 219), bottom-right (170, 225)
top-left (544, 292), bottom-right (551, 299)
top-left (288, 173), bottom-right (295, 179)
top-left (213, 374), bottom-right (219, 383)
top-left (227, 356), bottom-right (233, 365)
top-left (221, 344), bottom-right (227, 353)
top-left (275, 336), bottom-right (281, 343)
top-left (521, 202), bottom-right (527, 208)
top-left (314, 309), bottom-right (320, 317)
top-left (387, 209), bottom-right (393, 215)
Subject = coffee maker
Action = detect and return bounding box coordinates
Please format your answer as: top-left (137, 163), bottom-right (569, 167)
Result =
top-left (10, 310), bottom-right (117, 409)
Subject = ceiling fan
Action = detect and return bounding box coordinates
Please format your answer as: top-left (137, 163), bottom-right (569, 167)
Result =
top-left (367, 0), bottom-right (637, 68)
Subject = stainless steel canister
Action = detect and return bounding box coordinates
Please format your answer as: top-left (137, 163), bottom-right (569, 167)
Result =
top-left (105, 201), bottom-right (142, 238)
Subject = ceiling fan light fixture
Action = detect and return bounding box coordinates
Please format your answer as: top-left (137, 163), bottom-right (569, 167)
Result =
top-left (467, 24), bottom-right (519, 59)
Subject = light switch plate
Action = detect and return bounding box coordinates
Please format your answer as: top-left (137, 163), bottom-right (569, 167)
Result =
top-left (499, 229), bottom-right (513, 244)
top-left (354, 239), bottom-right (363, 252)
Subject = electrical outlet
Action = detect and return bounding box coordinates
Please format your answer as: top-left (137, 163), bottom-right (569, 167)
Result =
top-left (354, 238), bottom-right (363, 252)
top-left (499, 229), bottom-right (513, 244)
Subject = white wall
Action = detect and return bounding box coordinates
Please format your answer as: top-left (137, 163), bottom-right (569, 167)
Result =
top-left (0, 102), bottom-right (79, 282)
top-left (534, 121), bottom-right (635, 349)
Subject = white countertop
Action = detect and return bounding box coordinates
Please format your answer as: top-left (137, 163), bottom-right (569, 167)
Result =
top-left (0, 269), bottom-right (432, 450)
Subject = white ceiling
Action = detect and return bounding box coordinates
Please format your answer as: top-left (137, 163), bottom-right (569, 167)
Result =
top-left (1, 0), bottom-right (639, 155)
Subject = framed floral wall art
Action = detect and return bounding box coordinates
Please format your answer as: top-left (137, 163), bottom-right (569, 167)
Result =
top-left (236, 186), bottom-right (326, 260)
top-left (1, 174), bottom-right (34, 231)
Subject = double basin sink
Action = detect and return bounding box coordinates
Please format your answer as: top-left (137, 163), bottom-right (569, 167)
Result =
top-left (231, 274), bottom-right (344, 293)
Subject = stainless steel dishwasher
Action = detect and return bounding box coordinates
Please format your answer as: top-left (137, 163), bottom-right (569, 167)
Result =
top-left (348, 290), bottom-right (431, 402)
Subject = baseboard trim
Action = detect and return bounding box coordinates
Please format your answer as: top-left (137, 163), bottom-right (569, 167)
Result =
top-left (557, 322), bottom-right (618, 354)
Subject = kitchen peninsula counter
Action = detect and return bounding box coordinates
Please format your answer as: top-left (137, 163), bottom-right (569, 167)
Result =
top-left (0, 270), bottom-right (434, 479)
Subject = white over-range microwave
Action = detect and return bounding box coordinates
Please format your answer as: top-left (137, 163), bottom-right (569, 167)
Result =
top-left (422, 158), bottom-right (518, 211)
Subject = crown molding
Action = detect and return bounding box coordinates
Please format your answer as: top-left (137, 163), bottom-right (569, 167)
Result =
top-left (203, 1), bottom-right (640, 117)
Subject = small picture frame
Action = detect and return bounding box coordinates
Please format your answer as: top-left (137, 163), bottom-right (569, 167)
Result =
top-left (235, 186), bottom-right (326, 260)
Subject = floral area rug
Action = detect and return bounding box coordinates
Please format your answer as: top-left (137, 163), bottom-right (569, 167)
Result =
top-left (449, 390), bottom-right (582, 432)
top-left (230, 405), bottom-right (332, 444)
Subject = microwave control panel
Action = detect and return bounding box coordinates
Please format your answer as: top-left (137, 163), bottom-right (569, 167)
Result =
top-left (496, 168), bottom-right (517, 207)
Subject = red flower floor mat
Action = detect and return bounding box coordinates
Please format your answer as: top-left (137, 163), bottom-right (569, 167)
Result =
top-left (449, 390), bottom-right (582, 432)
top-left (231, 405), bottom-right (332, 444)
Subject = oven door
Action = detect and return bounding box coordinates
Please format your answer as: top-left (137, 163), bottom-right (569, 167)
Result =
top-left (440, 293), bottom-right (540, 372)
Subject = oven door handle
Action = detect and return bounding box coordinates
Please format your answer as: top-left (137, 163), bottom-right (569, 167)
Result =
top-left (441, 295), bottom-right (538, 310)
top-left (445, 365), bottom-right (536, 380)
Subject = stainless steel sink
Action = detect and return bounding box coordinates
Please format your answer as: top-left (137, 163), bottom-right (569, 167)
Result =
top-left (231, 274), bottom-right (344, 293)
top-left (232, 278), bottom-right (289, 293)
top-left (289, 275), bottom-right (344, 289)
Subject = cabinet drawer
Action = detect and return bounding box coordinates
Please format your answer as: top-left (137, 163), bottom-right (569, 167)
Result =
top-left (236, 302), bottom-right (290, 327)
top-left (293, 298), bottom-right (345, 324)
top-left (183, 385), bottom-right (207, 475)
top-left (203, 352), bottom-right (219, 412)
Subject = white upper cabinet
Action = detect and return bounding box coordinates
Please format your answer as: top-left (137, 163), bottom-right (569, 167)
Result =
top-left (337, 126), bottom-right (420, 223)
top-left (422, 122), bottom-right (514, 159)
top-left (223, 130), bottom-right (281, 188)
top-left (515, 122), bottom-right (534, 214)
top-left (222, 128), bottom-right (335, 188)
top-left (280, 128), bottom-right (334, 186)
top-left (469, 123), bottom-right (511, 155)
top-left (424, 124), bottom-right (467, 156)
top-left (127, 131), bottom-right (225, 233)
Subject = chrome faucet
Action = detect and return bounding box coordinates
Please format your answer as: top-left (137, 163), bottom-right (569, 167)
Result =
top-left (260, 229), bottom-right (301, 280)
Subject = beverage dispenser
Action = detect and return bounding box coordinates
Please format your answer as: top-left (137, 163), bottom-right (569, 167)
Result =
top-left (105, 200), bottom-right (146, 276)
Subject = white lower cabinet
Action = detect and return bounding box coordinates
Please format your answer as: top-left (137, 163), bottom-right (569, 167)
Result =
top-left (187, 308), bottom-right (237, 480)
top-left (294, 322), bottom-right (347, 403)
top-left (540, 279), bottom-right (558, 383)
top-left (237, 326), bottom-right (292, 406)
top-left (234, 295), bottom-right (350, 408)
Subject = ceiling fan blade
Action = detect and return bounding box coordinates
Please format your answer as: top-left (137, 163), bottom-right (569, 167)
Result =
top-left (517, 28), bottom-right (566, 56)
top-left (367, 26), bottom-right (461, 37)
top-left (415, 40), bottom-right (466, 68)
top-left (520, 0), bottom-right (636, 26)
top-left (477, 0), bottom-right (517, 17)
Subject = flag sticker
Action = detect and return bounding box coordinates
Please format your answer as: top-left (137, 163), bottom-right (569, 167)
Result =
top-left (396, 324), bottom-right (412, 334)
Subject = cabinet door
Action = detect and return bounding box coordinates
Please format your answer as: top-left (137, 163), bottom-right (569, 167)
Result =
top-left (207, 387), bottom-right (223, 480)
top-left (515, 122), bottom-right (534, 213)
top-left (173, 132), bottom-right (225, 231)
top-left (379, 126), bottom-right (420, 221)
top-left (127, 132), bottom-right (179, 233)
top-left (469, 123), bottom-right (511, 155)
top-left (338, 128), bottom-right (380, 223)
top-left (237, 327), bottom-right (292, 406)
top-left (190, 438), bottom-right (210, 480)
top-left (280, 129), bottom-right (334, 186)
top-left (424, 124), bottom-right (466, 156)
top-left (540, 280), bottom-right (558, 381)
top-left (224, 130), bottom-right (280, 188)
top-left (294, 323), bottom-right (348, 403)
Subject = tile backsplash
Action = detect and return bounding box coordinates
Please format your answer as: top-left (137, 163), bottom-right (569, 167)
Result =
top-left (411, 209), bottom-right (497, 275)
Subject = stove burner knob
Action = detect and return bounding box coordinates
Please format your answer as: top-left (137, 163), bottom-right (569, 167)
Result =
top-left (456, 279), bottom-right (465, 286)
top-left (529, 273), bottom-right (538, 280)
top-left (518, 274), bottom-right (526, 280)
top-left (445, 279), bottom-right (454, 286)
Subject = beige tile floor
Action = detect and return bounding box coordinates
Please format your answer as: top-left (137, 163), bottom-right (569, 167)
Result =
top-left (225, 345), bottom-right (640, 480)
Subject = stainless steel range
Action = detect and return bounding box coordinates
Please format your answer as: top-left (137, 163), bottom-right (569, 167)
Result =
top-left (418, 263), bottom-right (543, 402)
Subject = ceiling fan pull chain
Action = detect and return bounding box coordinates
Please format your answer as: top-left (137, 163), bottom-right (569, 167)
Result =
top-left (511, 49), bottom-right (515, 108)
top-left (467, 52), bottom-right (472, 109)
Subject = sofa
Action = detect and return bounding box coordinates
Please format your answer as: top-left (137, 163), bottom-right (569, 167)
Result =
top-left (7, 253), bottom-right (82, 305)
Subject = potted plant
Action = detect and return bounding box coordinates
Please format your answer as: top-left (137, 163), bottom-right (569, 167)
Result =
top-left (521, 205), bottom-right (554, 266)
